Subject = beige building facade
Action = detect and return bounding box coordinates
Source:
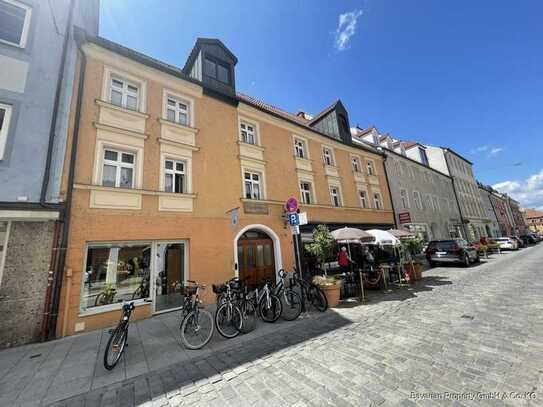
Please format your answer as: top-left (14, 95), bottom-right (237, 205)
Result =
top-left (57, 34), bottom-right (394, 336)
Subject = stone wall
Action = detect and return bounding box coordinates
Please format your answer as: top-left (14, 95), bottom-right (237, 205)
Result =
top-left (0, 221), bottom-right (54, 348)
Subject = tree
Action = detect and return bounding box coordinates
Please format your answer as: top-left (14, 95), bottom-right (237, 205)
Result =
top-left (305, 224), bottom-right (335, 275)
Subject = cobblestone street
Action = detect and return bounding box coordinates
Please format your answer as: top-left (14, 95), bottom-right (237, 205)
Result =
top-left (1, 245), bottom-right (542, 407)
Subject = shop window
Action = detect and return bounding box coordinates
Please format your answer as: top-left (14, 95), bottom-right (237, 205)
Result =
top-left (0, 221), bottom-right (9, 285)
top-left (81, 243), bottom-right (151, 312)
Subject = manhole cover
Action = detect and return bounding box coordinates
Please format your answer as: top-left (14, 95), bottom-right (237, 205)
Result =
top-left (461, 314), bottom-right (474, 320)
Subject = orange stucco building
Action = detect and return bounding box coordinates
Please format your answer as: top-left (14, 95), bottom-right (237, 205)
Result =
top-left (56, 33), bottom-right (394, 337)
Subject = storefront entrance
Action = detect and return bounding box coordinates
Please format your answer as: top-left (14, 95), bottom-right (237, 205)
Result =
top-left (237, 230), bottom-right (275, 287)
top-left (154, 242), bottom-right (187, 313)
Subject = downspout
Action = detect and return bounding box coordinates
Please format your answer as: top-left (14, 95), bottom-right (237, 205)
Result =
top-left (47, 36), bottom-right (87, 340)
top-left (382, 153), bottom-right (398, 228)
top-left (40, 0), bottom-right (75, 206)
top-left (40, 0), bottom-right (75, 341)
top-left (487, 190), bottom-right (500, 237)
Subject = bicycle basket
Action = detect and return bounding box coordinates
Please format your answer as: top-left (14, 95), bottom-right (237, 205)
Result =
top-left (212, 283), bottom-right (226, 295)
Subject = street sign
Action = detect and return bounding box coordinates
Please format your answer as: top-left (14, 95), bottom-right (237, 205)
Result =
top-left (290, 225), bottom-right (300, 235)
top-left (285, 197), bottom-right (298, 213)
top-left (288, 212), bottom-right (299, 226)
top-left (298, 212), bottom-right (308, 226)
top-left (398, 212), bottom-right (411, 224)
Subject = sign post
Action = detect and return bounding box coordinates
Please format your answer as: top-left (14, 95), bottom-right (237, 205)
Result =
top-left (285, 198), bottom-right (303, 276)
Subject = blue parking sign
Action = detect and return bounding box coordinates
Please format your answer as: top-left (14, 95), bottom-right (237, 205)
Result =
top-left (288, 213), bottom-right (299, 226)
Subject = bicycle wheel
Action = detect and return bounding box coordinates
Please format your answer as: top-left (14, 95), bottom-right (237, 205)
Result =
top-left (308, 284), bottom-right (328, 312)
top-left (215, 303), bottom-right (242, 338)
top-left (180, 309), bottom-right (214, 350)
top-left (259, 294), bottom-right (282, 323)
top-left (131, 286), bottom-right (142, 300)
top-left (95, 293), bottom-right (106, 306)
top-left (103, 324), bottom-right (127, 370)
top-left (280, 289), bottom-right (302, 321)
top-left (239, 301), bottom-right (257, 333)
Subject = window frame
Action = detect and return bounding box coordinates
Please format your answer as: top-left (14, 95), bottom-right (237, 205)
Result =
top-left (203, 55), bottom-right (231, 85)
top-left (102, 67), bottom-right (147, 113)
top-left (0, 103), bottom-right (13, 160)
top-left (163, 91), bottom-right (193, 127)
top-left (400, 188), bottom-right (410, 209)
top-left (413, 190), bottom-right (422, 210)
top-left (373, 192), bottom-right (383, 210)
top-left (240, 120), bottom-right (258, 145)
top-left (358, 189), bottom-right (368, 209)
top-left (109, 76), bottom-right (140, 111)
top-left (366, 159), bottom-right (375, 176)
top-left (0, 0), bottom-right (32, 48)
top-left (163, 158), bottom-right (186, 194)
top-left (351, 155), bottom-right (362, 173)
top-left (293, 136), bottom-right (308, 159)
top-left (329, 184), bottom-right (342, 207)
top-left (101, 148), bottom-right (136, 189)
top-left (299, 181), bottom-right (314, 205)
top-left (243, 169), bottom-right (263, 200)
top-left (322, 146), bottom-right (335, 166)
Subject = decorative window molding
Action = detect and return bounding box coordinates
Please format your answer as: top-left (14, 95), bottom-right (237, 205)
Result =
top-left (373, 192), bottom-right (383, 210)
top-left (101, 148), bottom-right (136, 189)
top-left (351, 155), bottom-right (362, 173)
top-left (243, 169), bottom-right (264, 200)
top-left (293, 136), bottom-right (309, 159)
top-left (299, 180), bottom-right (314, 205)
top-left (101, 66), bottom-right (147, 113)
top-left (366, 159), bottom-right (375, 176)
top-left (329, 183), bottom-right (343, 207)
top-left (93, 139), bottom-right (144, 190)
top-left (239, 119), bottom-right (259, 146)
top-left (163, 89), bottom-right (194, 127)
top-left (0, 0), bottom-right (31, 48)
top-left (0, 103), bottom-right (13, 160)
top-left (322, 146), bottom-right (335, 166)
top-left (358, 189), bottom-right (368, 209)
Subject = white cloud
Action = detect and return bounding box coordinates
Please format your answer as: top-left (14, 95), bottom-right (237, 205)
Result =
top-left (489, 147), bottom-right (503, 156)
top-left (334, 10), bottom-right (363, 51)
top-left (470, 145), bottom-right (504, 158)
top-left (493, 169), bottom-right (543, 209)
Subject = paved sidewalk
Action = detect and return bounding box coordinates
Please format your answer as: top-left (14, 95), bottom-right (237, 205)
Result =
top-left (1, 245), bottom-right (542, 406)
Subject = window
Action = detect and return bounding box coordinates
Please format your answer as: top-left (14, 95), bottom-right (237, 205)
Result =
top-left (400, 189), bottom-right (410, 209)
top-left (329, 186), bottom-right (341, 207)
top-left (352, 156), bottom-right (361, 172)
top-left (164, 159), bottom-right (185, 193)
top-left (80, 243), bottom-right (151, 312)
top-left (322, 147), bottom-right (334, 166)
top-left (240, 122), bottom-right (257, 145)
top-left (294, 138), bottom-right (307, 159)
top-left (0, 0), bottom-right (31, 48)
top-left (426, 194), bottom-right (433, 211)
top-left (244, 171), bottom-right (261, 200)
top-left (0, 103), bottom-right (13, 160)
top-left (102, 149), bottom-right (135, 189)
top-left (166, 96), bottom-right (189, 126)
top-left (413, 191), bottom-right (422, 210)
top-left (432, 196), bottom-right (440, 212)
top-left (300, 181), bottom-right (313, 204)
top-left (110, 77), bottom-right (139, 110)
top-left (359, 190), bottom-right (368, 208)
top-left (204, 57), bottom-right (230, 84)
top-left (367, 160), bottom-right (375, 176)
top-left (373, 193), bottom-right (382, 209)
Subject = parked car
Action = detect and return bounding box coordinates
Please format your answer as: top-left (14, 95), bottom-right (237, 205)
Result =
top-left (511, 236), bottom-right (526, 248)
top-left (425, 239), bottom-right (479, 267)
top-left (494, 237), bottom-right (518, 251)
top-left (520, 234), bottom-right (537, 245)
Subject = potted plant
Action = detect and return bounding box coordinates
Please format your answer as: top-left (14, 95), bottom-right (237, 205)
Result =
top-left (401, 238), bottom-right (424, 280)
top-left (313, 275), bottom-right (342, 307)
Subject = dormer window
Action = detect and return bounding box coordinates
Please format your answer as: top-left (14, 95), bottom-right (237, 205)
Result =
top-left (419, 147), bottom-right (429, 165)
top-left (204, 56), bottom-right (230, 85)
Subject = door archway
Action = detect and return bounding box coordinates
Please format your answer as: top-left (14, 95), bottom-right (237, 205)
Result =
top-left (233, 224), bottom-right (282, 285)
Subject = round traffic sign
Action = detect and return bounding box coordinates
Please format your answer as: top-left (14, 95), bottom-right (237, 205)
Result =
top-left (285, 197), bottom-right (298, 212)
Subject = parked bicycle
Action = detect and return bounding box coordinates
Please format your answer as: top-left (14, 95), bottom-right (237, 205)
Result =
top-left (250, 279), bottom-right (282, 323)
top-left (179, 280), bottom-right (214, 350)
top-left (289, 267), bottom-right (328, 312)
top-left (213, 279), bottom-right (243, 338)
top-left (103, 301), bottom-right (134, 370)
top-left (234, 280), bottom-right (257, 333)
top-left (273, 269), bottom-right (303, 321)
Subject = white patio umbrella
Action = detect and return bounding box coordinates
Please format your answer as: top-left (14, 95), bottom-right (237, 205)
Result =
top-left (331, 227), bottom-right (375, 244)
top-left (388, 229), bottom-right (415, 239)
top-left (366, 229), bottom-right (401, 246)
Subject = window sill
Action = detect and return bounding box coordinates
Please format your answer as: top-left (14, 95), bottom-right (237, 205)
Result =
top-left (158, 118), bottom-right (199, 134)
top-left (79, 298), bottom-right (150, 318)
top-left (237, 140), bottom-right (264, 151)
top-left (95, 99), bottom-right (150, 119)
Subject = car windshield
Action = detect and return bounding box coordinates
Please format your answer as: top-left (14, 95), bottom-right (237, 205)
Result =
top-left (428, 241), bottom-right (458, 251)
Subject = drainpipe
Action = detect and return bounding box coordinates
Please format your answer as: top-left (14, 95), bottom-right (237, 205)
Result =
top-left (46, 34), bottom-right (87, 340)
top-left (444, 154), bottom-right (467, 239)
top-left (40, 0), bottom-right (75, 341)
top-left (382, 153), bottom-right (398, 228)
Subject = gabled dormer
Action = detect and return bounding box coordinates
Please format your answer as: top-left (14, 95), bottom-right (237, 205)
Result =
top-left (183, 38), bottom-right (238, 104)
top-left (307, 100), bottom-right (352, 145)
top-left (351, 126), bottom-right (380, 146)
top-left (403, 141), bottom-right (429, 165)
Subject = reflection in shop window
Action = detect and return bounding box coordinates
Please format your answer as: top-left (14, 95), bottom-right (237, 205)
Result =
top-left (81, 243), bottom-right (151, 312)
top-left (0, 221), bottom-right (9, 284)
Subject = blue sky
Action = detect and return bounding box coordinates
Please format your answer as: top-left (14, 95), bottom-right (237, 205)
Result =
top-left (100, 0), bottom-right (543, 208)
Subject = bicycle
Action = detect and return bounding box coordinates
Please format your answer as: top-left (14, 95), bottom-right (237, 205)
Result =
top-left (273, 269), bottom-right (302, 321)
top-left (234, 281), bottom-right (257, 333)
top-left (213, 279), bottom-right (243, 338)
top-left (289, 267), bottom-right (328, 312)
top-left (248, 279), bottom-right (282, 323)
top-left (103, 301), bottom-right (134, 370)
top-left (179, 280), bottom-right (214, 350)
top-left (131, 274), bottom-right (150, 300)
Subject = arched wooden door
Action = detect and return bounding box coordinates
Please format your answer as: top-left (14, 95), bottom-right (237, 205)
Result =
top-left (237, 230), bottom-right (275, 287)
